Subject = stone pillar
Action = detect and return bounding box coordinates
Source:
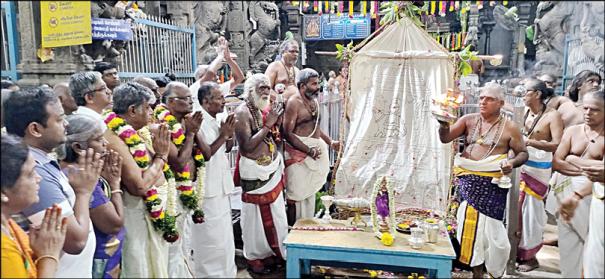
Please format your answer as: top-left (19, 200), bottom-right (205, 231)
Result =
top-left (142, 1), bottom-right (161, 17)
top-left (226, 1), bottom-right (249, 71)
top-left (166, 2), bottom-right (194, 26)
top-left (16, 1), bottom-right (81, 87)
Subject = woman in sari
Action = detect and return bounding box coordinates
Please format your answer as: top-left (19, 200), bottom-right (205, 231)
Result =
top-left (1, 133), bottom-right (67, 278)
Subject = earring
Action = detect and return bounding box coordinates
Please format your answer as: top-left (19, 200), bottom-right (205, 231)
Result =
top-left (1, 195), bottom-right (8, 203)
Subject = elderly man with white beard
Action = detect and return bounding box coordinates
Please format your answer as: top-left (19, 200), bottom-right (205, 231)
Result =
top-left (233, 73), bottom-right (287, 274)
top-left (283, 68), bottom-right (340, 225)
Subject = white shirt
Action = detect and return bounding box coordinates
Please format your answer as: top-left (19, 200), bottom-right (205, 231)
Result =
top-left (191, 79), bottom-right (233, 112)
top-left (199, 108), bottom-right (234, 197)
top-left (74, 106), bottom-right (107, 132)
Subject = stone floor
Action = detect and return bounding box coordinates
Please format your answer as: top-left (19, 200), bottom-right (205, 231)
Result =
top-left (236, 224), bottom-right (562, 278)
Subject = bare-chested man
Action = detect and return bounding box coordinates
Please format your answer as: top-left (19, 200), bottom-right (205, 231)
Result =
top-left (551, 90), bottom-right (604, 278)
top-left (234, 73), bottom-right (287, 274)
top-left (155, 81), bottom-right (205, 278)
top-left (283, 68), bottom-right (340, 224)
top-left (515, 79), bottom-right (564, 272)
top-left (104, 82), bottom-right (172, 277)
top-left (437, 83), bottom-right (528, 278)
top-left (557, 90), bottom-right (605, 279)
top-left (557, 70), bottom-right (601, 128)
top-left (537, 73), bottom-right (571, 110)
top-left (265, 39), bottom-right (300, 100)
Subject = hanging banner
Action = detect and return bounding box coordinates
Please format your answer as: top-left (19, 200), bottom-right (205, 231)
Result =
top-left (40, 1), bottom-right (92, 47)
top-left (91, 18), bottom-right (133, 41)
top-left (303, 13), bottom-right (371, 41)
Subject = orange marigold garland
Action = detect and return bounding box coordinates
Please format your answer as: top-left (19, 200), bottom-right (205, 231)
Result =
top-left (153, 105), bottom-right (206, 223)
top-left (104, 111), bottom-right (179, 242)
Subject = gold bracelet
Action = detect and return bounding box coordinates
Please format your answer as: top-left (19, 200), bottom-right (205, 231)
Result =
top-left (34, 255), bottom-right (59, 266)
top-left (111, 189), bottom-right (123, 195)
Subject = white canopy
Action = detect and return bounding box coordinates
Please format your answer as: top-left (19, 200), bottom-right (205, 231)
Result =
top-left (335, 17), bottom-right (455, 214)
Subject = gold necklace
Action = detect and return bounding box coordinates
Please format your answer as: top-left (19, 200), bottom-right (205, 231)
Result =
top-left (281, 60), bottom-right (295, 85)
top-left (473, 115), bottom-right (502, 145)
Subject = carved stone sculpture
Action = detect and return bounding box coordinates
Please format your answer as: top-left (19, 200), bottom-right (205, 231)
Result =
top-left (532, 2), bottom-right (604, 77)
top-left (194, 1), bottom-right (227, 64)
top-left (248, 1), bottom-right (281, 73)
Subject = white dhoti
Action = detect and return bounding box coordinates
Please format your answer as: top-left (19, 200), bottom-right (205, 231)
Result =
top-left (284, 136), bottom-right (330, 220)
top-left (583, 183), bottom-right (604, 278)
top-left (121, 191), bottom-right (169, 278)
top-left (239, 155), bottom-right (288, 261)
top-left (456, 201), bottom-right (511, 278)
top-left (549, 173), bottom-right (591, 278)
top-left (518, 146), bottom-right (551, 261)
top-left (168, 202), bottom-right (193, 278)
top-left (454, 154), bottom-right (510, 278)
top-left (190, 193), bottom-right (236, 278)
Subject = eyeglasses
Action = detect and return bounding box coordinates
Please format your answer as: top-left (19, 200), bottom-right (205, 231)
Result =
top-left (169, 96), bottom-right (192, 102)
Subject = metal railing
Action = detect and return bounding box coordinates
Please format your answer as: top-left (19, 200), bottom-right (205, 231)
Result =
top-left (117, 15), bottom-right (196, 85)
top-left (1, 1), bottom-right (18, 81)
top-left (319, 91), bottom-right (342, 165)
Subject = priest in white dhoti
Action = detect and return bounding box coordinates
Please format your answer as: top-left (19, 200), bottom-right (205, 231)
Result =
top-left (552, 91), bottom-right (604, 278)
top-left (555, 91), bottom-right (604, 278)
top-left (437, 83), bottom-right (528, 278)
top-left (516, 79), bottom-right (564, 272)
top-left (189, 81), bottom-right (237, 278)
top-left (585, 177), bottom-right (604, 278)
top-left (233, 74), bottom-right (288, 274)
top-left (283, 68), bottom-right (339, 224)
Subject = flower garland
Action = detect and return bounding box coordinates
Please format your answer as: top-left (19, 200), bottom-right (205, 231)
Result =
top-left (370, 176), bottom-right (396, 245)
top-left (153, 105), bottom-right (205, 223)
top-left (104, 111), bottom-right (179, 242)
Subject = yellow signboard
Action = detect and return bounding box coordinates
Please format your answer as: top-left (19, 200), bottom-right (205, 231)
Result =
top-left (40, 1), bottom-right (92, 48)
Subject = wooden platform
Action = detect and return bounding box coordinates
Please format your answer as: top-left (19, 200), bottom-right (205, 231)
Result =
top-left (284, 219), bottom-right (456, 278)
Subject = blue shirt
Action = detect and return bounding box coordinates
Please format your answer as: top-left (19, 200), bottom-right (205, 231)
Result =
top-left (21, 147), bottom-right (74, 225)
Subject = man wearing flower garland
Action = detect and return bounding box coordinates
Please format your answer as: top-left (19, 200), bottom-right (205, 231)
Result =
top-left (234, 73), bottom-right (287, 274)
top-left (103, 82), bottom-right (173, 278)
top-left (436, 83), bottom-right (528, 278)
top-left (189, 81), bottom-right (238, 277)
top-left (156, 81), bottom-right (205, 278)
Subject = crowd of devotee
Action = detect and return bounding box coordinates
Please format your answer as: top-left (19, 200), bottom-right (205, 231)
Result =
top-left (1, 34), bottom-right (603, 279)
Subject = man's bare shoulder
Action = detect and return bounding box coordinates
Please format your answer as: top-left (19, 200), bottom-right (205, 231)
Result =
top-left (545, 107), bottom-right (562, 119)
top-left (457, 113), bottom-right (478, 124)
top-left (105, 130), bottom-right (130, 154)
top-left (564, 124), bottom-right (584, 134)
top-left (554, 95), bottom-right (572, 105)
top-left (265, 61), bottom-right (281, 72)
top-left (558, 100), bottom-right (576, 111)
top-left (503, 116), bottom-right (522, 131)
top-left (285, 93), bottom-right (303, 107)
top-left (234, 102), bottom-right (251, 118)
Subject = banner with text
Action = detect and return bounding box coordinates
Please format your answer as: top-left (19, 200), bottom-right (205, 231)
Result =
top-left (92, 18), bottom-right (133, 41)
top-left (40, 1), bottom-right (92, 47)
